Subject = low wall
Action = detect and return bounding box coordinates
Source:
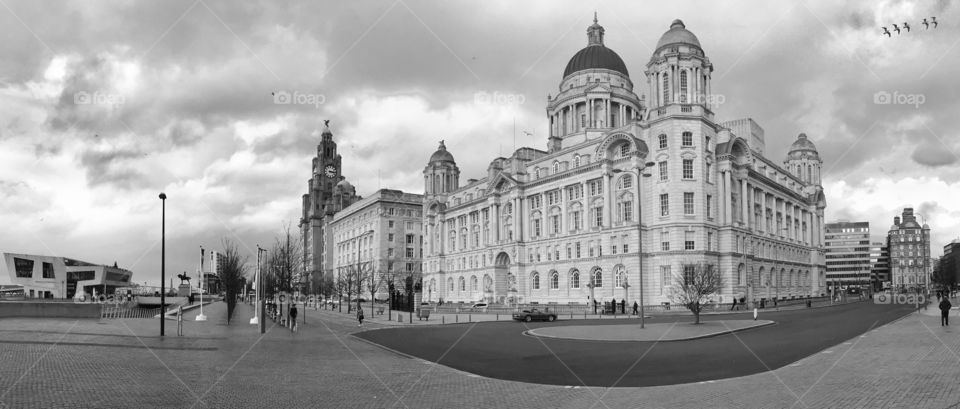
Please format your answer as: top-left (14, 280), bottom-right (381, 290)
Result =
top-left (0, 302), bottom-right (101, 318)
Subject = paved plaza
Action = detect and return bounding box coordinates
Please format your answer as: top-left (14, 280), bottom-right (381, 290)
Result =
top-left (0, 301), bottom-right (959, 408)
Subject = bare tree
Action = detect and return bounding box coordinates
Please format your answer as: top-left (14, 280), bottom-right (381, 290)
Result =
top-left (219, 239), bottom-right (249, 324)
top-left (668, 262), bottom-right (722, 324)
top-left (931, 267), bottom-right (954, 294)
top-left (267, 223), bottom-right (304, 319)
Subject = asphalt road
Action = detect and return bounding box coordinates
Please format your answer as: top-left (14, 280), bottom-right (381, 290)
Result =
top-left (356, 302), bottom-right (916, 387)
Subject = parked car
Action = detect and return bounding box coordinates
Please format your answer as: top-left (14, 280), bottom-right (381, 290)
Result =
top-left (512, 308), bottom-right (557, 322)
top-left (470, 302), bottom-right (488, 311)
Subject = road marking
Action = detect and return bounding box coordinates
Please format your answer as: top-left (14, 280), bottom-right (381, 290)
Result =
top-left (822, 350), bottom-right (834, 354)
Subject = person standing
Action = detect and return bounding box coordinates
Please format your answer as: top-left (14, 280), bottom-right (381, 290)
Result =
top-left (289, 304), bottom-right (298, 332)
top-left (939, 297), bottom-right (952, 326)
top-left (632, 301), bottom-right (639, 316)
top-left (357, 308), bottom-right (365, 327)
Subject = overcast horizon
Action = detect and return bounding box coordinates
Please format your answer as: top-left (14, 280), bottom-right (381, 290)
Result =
top-left (2, 0), bottom-right (959, 286)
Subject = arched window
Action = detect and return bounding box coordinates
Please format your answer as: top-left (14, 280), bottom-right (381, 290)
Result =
top-left (574, 155), bottom-right (581, 168)
top-left (615, 266), bottom-right (626, 288)
top-left (532, 273), bottom-right (540, 290)
top-left (554, 161), bottom-right (561, 174)
top-left (448, 277), bottom-right (454, 292)
top-left (662, 73), bottom-right (670, 104)
top-left (658, 133), bottom-right (668, 149)
top-left (550, 272), bottom-right (559, 289)
top-left (571, 270), bottom-right (580, 289)
top-left (459, 276), bottom-right (465, 292)
top-left (470, 275), bottom-right (477, 292)
top-left (680, 70), bottom-right (688, 103)
top-left (592, 269), bottom-right (603, 288)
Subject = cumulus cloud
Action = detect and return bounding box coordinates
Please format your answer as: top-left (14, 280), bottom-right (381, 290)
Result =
top-left (2, 0), bottom-right (960, 286)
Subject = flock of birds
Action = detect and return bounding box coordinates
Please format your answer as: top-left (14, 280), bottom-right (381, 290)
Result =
top-left (882, 17), bottom-right (938, 37)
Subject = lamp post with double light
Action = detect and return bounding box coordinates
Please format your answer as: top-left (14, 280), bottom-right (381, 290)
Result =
top-left (158, 192), bottom-right (167, 336)
top-left (612, 161), bottom-right (654, 328)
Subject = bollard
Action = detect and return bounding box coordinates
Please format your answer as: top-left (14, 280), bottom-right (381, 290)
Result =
top-left (469, 314), bottom-right (471, 323)
top-left (442, 315), bottom-right (445, 324)
top-left (456, 314), bottom-right (459, 323)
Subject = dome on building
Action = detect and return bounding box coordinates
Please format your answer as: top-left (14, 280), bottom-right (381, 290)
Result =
top-left (655, 19), bottom-right (702, 51)
top-left (562, 14), bottom-right (629, 78)
top-left (335, 179), bottom-right (354, 191)
top-left (429, 140), bottom-right (456, 164)
top-left (787, 133), bottom-right (820, 160)
top-left (563, 45), bottom-right (629, 77)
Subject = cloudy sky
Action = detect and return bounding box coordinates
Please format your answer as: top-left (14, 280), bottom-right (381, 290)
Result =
top-left (1, 0), bottom-right (958, 286)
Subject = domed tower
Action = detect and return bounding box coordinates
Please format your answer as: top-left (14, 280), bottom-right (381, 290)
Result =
top-left (546, 13), bottom-right (642, 150)
top-left (423, 140), bottom-right (460, 198)
top-left (784, 133), bottom-right (822, 186)
top-left (645, 19), bottom-right (715, 111)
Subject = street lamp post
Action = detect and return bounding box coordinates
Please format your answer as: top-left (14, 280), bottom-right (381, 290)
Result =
top-left (586, 282), bottom-right (596, 314)
top-left (196, 246), bottom-right (207, 322)
top-left (158, 192), bottom-right (167, 336)
top-left (612, 161), bottom-right (654, 328)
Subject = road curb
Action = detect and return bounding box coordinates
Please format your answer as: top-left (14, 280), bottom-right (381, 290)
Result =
top-left (522, 320), bottom-right (776, 343)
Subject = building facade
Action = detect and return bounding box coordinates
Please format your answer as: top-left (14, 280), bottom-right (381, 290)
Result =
top-left (940, 240), bottom-right (960, 289)
top-left (328, 189), bottom-right (424, 301)
top-left (299, 121), bottom-right (362, 294)
top-left (3, 253), bottom-right (133, 299)
top-left (824, 221), bottom-right (872, 289)
top-left (870, 241), bottom-right (891, 290)
top-left (421, 18), bottom-right (827, 307)
top-left (887, 208), bottom-right (931, 291)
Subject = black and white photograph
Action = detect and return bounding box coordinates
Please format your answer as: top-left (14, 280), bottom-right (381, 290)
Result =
top-left (1, 1), bottom-right (959, 408)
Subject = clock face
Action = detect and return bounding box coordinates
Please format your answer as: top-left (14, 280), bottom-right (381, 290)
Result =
top-left (323, 165), bottom-right (337, 178)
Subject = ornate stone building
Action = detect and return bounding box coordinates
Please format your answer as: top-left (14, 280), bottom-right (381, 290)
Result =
top-left (887, 207), bottom-right (931, 291)
top-left (421, 18), bottom-right (827, 307)
top-left (299, 121), bottom-right (361, 292)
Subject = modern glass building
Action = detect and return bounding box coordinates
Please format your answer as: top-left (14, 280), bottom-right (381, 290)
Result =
top-left (824, 222), bottom-right (871, 290)
top-left (3, 253), bottom-right (133, 299)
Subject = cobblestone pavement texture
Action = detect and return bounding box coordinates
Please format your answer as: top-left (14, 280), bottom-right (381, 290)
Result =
top-left (1, 301), bottom-right (958, 408)
top-left (527, 320), bottom-right (774, 341)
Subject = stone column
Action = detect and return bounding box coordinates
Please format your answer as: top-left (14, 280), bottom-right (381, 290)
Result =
top-left (513, 196), bottom-right (521, 242)
top-left (759, 190), bottom-right (767, 234)
top-left (740, 175), bottom-right (750, 228)
top-left (724, 171), bottom-right (733, 224)
top-left (493, 203), bottom-right (501, 243)
top-left (603, 173), bottom-right (612, 227)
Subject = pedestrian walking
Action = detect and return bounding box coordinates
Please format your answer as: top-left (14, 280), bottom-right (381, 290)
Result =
top-left (940, 298), bottom-right (952, 326)
top-left (632, 301), bottom-right (639, 315)
top-left (620, 299), bottom-right (626, 314)
top-left (289, 304), bottom-right (298, 332)
top-left (357, 308), bottom-right (365, 327)
top-left (730, 297), bottom-right (737, 311)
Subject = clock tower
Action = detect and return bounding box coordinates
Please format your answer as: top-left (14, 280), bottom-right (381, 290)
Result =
top-left (300, 120), bottom-right (360, 293)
